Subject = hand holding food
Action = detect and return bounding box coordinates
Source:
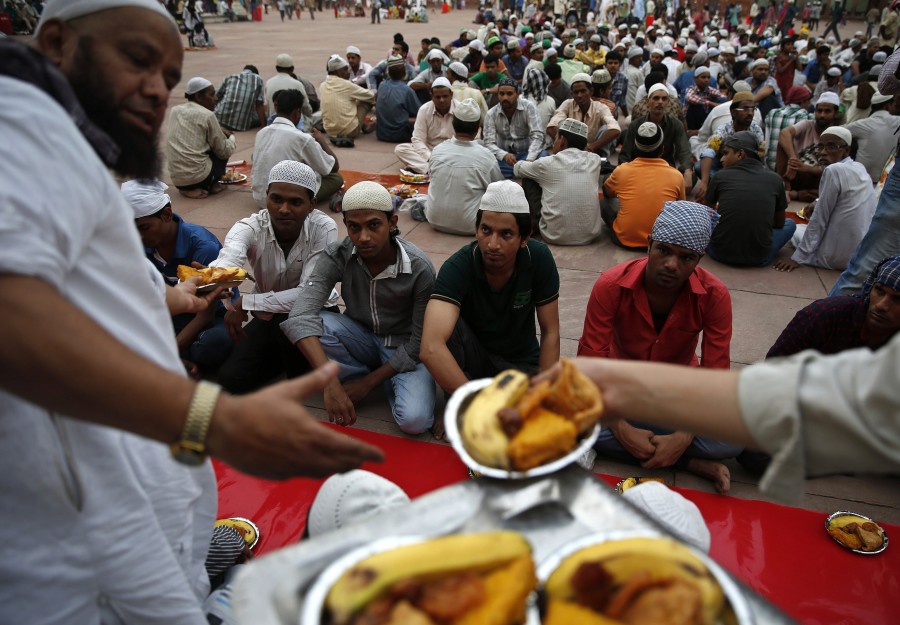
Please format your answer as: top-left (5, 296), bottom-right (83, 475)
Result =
top-left (176, 265), bottom-right (247, 285)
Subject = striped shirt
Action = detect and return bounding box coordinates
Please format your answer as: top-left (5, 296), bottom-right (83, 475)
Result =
top-left (165, 101), bottom-right (236, 186)
top-left (214, 69), bottom-right (265, 131)
top-left (482, 98), bottom-right (545, 161)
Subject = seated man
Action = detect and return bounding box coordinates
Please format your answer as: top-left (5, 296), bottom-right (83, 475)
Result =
top-left (468, 53), bottom-right (508, 109)
top-left (346, 46), bottom-right (373, 87)
top-left (775, 127), bottom-right (877, 272)
top-left (447, 61), bottom-right (489, 121)
top-left (683, 66), bottom-right (728, 132)
top-left (602, 122), bottom-right (686, 249)
top-left (265, 53), bottom-right (312, 122)
top-left (425, 99), bottom-right (503, 235)
top-left (319, 54), bottom-right (376, 147)
top-left (421, 181), bottom-right (560, 395)
top-left (374, 56), bottom-right (421, 143)
top-left (515, 118), bottom-right (604, 245)
top-left (124, 179), bottom-right (232, 377)
top-left (845, 91), bottom-right (897, 184)
top-left (410, 48), bottom-right (449, 104)
top-left (706, 131), bottom-right (796, 266)
top-left (482, 78), bottom-right (547, 179)
top-left (762, 85), bottom-right (813, 171)
top-left (395, 78), bottom-right (455, 174)
top-left (546, 73), bottom-right (621, 155)
top-left (215, 65), bottom-right (266, 131)
top-left (165, 77), bottom-right (236, 199)
top-left (281, 182), bottom-right (437, 436)
top-left (621, 83), bottom-right (693, 182)
top-left (251, 90), bottom-right (344, 206)
top-left (212, 160), bottom-right (338, 393)
top-left (579, 201), bottom-right (738, 494)
top-left (776, 91), bottom-right (841, 202)
top-left (689, 80), bottom-right (761, 161)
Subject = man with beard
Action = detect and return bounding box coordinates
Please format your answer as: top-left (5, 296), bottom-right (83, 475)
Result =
top-left (282, 182), bottom-right (437, 436)
top-left (482, 78), bottom-right (546, 178)
top-left (166, 76), bottom-right (236, 199)
top-left (0, 2), bottom-right (382, 624)
top-left (546, 72), bottom-right (620, 155)
top-left (579, 201), bottom-right (738, 495)
top-left (394, 78), bottom-right (455, 174)
top-left (776, 91), bottom-right (841, 202)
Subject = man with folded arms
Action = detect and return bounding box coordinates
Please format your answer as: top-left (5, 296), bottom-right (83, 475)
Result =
top-left (282, 182), bottom-right (437, 436)
top-left (394, 77), bottom-right (455, 174)
top-left (579, 201), bottom-right (738, 494)
top-left (546, 72), bottom-right (620, 155)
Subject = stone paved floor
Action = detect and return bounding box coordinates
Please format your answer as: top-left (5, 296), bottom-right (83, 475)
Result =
top-left (160, 10), bottom-right (899, 523)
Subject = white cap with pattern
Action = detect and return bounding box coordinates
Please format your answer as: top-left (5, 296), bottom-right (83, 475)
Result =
top-left (346, 45), bottom-right (361, 56)
top-left (267, 160), bottom-right (320, 194)
top-left (327, 54), bottom-right (349, 72)
top-left (453, 98), bottom-right (481, 122)
top-left (558, 118), bottom-right (589, 140)
top-left (622, 481), bottom-right (711, 553)
top-left (122, 179), bottom-right (171, 218)
top-left (432, 77), bottom-right (452, 90)
top-left (342, 181), bottom-right (394, 213)
top-left (307, 470), bottom-right (409, 536)
top-left (449, 61), bottom-right (469, 78)
top-left (36, 0), bottom-right (172, 34)
top-left (186, 77), bottom-right (213, 95)
top-left (479, 180), bottom-right (529, 215)
top-left (570, 72), bottom-right (592, 86)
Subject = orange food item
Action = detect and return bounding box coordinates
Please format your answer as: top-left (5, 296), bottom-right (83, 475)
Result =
top-left (176, 265), bottom-right (245, 285)
top-left (507, 408), bottom-right (577, 471)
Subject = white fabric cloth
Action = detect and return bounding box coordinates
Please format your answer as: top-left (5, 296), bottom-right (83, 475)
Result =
top-left (845, 110), bottom-right (900, 184)
top-left (210, 209), bottom-right (338, 314)
top-left (394, 100), bottom-right (455, 173)
top-left (688, 99), bottom-right (763, 159)
top-left (425, 138), bottom-right (503, 235)
top-left (513, 148), bottom-right (604, 245)
top-left (265, 73), bottom-right (312, 118)
top-left (662, 57), bottom-right (682, 83)
top-left (0, 76), bottom-right (213, 625)
top-left (250, 118), bottom-right (336, 208)
top-left (791, 157), bottom-right (877, 270)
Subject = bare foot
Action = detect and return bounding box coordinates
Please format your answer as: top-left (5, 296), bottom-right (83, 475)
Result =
top-left (686, 458), bottom-right (731, 495)
top-left (179, 188), bottom-right (208, 199)
top-left (209, 182), bottom-right (226, 195)
top-left (430, 419), bottom-right (447, 442)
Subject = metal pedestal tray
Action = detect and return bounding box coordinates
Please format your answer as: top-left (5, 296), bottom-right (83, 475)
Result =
top-left (231, 466), bottom-right (795, 625)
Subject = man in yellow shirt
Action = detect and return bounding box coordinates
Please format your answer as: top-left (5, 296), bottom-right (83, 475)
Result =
top-left (319, 54), bottom-right (376, 147)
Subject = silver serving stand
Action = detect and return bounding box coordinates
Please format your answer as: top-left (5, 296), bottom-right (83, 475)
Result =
top-left (231, 466), bottom-right (795, 625)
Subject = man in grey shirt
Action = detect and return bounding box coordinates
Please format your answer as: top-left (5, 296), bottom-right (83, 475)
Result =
top-left (281, 181), bottom-right (437, 435)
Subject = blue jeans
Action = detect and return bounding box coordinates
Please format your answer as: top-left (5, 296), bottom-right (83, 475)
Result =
top-left (830, 161), bottom-right (900, 296)
top-left (594, 422), bottom-right (743, 470)
top-left (498, 150), bottom-right (548, 179)
top-left (185, 322), bottom-right (233, 370)
top-left (320, 311), bottom-right (435, 434)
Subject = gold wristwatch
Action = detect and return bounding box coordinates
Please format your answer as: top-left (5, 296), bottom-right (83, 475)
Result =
top-left (171, 381), bottom-right (221, 466)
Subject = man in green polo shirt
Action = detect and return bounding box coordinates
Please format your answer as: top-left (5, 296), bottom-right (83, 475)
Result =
top-left (469, 54), bottom-right (508, 106)
top-left (420, 180), bottom-right (561, 401)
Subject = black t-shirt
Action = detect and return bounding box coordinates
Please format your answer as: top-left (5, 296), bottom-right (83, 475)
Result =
top-left (706, 158), bottom-right (787, 266)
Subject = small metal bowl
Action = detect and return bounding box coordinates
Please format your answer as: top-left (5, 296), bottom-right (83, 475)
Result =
top-left (214, 516), bottom-right (260, 550)
top-left (444, 378), bottom-right (601, 480)
top-left (825, 510), bottom-right (889, 555)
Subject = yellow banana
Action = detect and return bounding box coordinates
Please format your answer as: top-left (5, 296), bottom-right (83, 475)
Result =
top-left (325, 531), bottom-right (532, 625)
top-left (461, 370), bottom-right (530, 469)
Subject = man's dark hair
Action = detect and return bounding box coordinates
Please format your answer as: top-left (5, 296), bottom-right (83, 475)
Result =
top-left (430, 37), bottom-right (441, 46)
top-left (780, 38), bottom-right (794, 50)
top-left (421, 37), bottom-right (431, 45)
top-left (452, 116), bottom-right (480, 136)
top-left (387, 62), bottom-right (406, 80)
top-left (605, 50), bottom-right (623, 63)
top-left (244, 64), bottom-right (260, 74)
top-left (644, 71), bottom-right (668, 90)
top-left (275, 89), bottom-right (306, 117)
top-left (559, 128), bottom-right (588, 150)
top-left (648, 62), bottom-right (666, 75)
top-left (545, 62), bottom-right (562, 80)
top-left (399, 40), bottom-right (410, 54)
top-left (872, 98), bottom-right (892, 112)
top-left (394, 32), bottom-right (405, 43)
top-left (475, 209), bottom-right (532, 238)
top-left (483, 53), bottom-right (500, 66)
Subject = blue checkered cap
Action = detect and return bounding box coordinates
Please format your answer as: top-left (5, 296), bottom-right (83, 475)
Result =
top-left (863, 255), bottom-right (900, 298)
top-left (651, 201), bottom-right (714, 254)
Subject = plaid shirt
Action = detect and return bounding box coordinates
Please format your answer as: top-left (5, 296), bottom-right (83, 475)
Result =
top-left (215, 70), bottom-right (265, 131)
top-left (609, 71), bottom-right (629, 112)
top-left (763, 104), bottom-right (813, 170)
top-left (766, 296), bottom-right (868, 358)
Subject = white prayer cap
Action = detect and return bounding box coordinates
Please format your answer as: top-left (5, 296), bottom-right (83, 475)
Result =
top-left (186, 77), bottom-right (213, 95)
top-left (707, 46), bottom-right (719, 56)
top-left (524, 32), bottom-right (534, 40)
top-left (530, 42), bottom-right (543, 54)
top-left (449, 61), bottom-right (469, 78)
top-left (480, 180), bottom-right (529, 215)
top-left (387, 55), bottom-right (405, 68)
top-left (827, 66), bottom-right (841, 77)
top-left (732, 80), bottom-right (752, 92)
top-left (677, 37), bottom-right (687, 46)
top-left (468, 39), bottom-right (485, 52)
top-left (872, 90), bottom-right (894, 105)
top-left (563, 44), bottom-right (576, 58)
top-left (326, 54), bottom-right (349, 72)
top-left (720, 45), bottom-right (735, 55)
top-left (558, 117), bottom-right (588, 140)
top-left (627, 46), bottom-right (644, 59)
top-left (623, 482), bottom-right (710, 552)
top-left (820, 125), bottom-right (852, 146)
top-left (454, 98), bottom-right (481, 122)
top-left (122, 179), bottom-right (171, 218)
top-left (685, 42), bottom-right (698, 52)
top-left (426, 48), bottom-right (445, 61)
top-left (650, 47), bottom-right (664, 57)
top-left (751, 58), bottom-right (770, 69)
top-left (816, 91), bottom-right (840, 107)
top-left (648, 82), bottom-right (669, 97)
top-left (573, 38), bottom-right (584, 47)
top-left (874, 51), bottom-right (888, 63)
top-left (431, 77), bottom-right (452, 90)
top-left (662, 44), bottom-right (673, 53)
top-left (36, 0), bottom-right (172, 35)
top-left (307, 470), bottom-right (409, 537)
top-left (694, 66), bottom-right (711, 77)
top-left (635, 121), bottom-right (664, 152)
top-left (342, 181), bottom-right (393, 213)
top-left (267, 160), bottom-right (319, 194)
top-left (346, 45), bottom-right (361, 56)
top-left (590, 34), bottom-right (602, 43)
top-left (570, 72), bottom-right (592, 87)
top-left (275, 53), bottom-right (294, 68)
top-left (545, 47), bottom-right (558, 57)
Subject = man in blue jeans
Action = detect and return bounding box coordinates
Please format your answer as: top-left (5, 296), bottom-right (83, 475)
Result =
top-left (281, 181), bottom-right (437, 435)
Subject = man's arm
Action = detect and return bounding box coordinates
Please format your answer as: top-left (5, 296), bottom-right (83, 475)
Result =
top-left (255, 101), bottom-right (267, 128)
top-left (409, 106), bottom-right (430, 152)
top-left (481, 110), bottom-right (507, 160)
top-left (588, 105), bottom-right (621, 152)
top-left (536, 299), bottom-right (560, 372)
top-left (672, 121), bottom-right (694, 172)
top-left (699, 285), bottom-right (732, 368)
top-left (777, 124), bottom-right (799, 160)
top-left (577, 274), bottom-right (617, 357)
top-left (207, 114), bottom-right (236, 160)
top-left (525, 103), bottom-right (547, 160)
top-left (420, 298), bottom-right (469, 393)
top-left (311, 128), bottom-right (340, 173)
top-left (753, 84), bottom-right (774, 102)
top-left (545, 102), bottom-right (568, 139)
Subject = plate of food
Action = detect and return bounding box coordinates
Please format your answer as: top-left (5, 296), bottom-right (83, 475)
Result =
top-left (399, 169), bottom-right (430, 185)
top-left (537, 531), bottom-right (754, 625)
top-left (300, 531), bottom-right (538, 625)
top-left (387, 184), bottom-right (417, 198)
top-left (214, 517), bottom-right (260, 549)
top-left (177, 265), bottom-right (248, 294)
top-left (445, 359), bottom-right (603, 479)
top-left (615, 477), bottom-right (667, 494)
top-left (220, 170), bottom-right (248, 184)
top-left (825, 511), bottom-right (888, 555)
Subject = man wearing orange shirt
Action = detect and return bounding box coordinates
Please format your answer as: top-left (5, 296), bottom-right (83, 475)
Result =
top-left (601, 122), bottom-right (686, 249)
top-left (579, 201), bottom-right (739, 494)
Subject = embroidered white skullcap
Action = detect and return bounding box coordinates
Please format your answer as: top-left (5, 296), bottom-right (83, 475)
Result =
top-left (480, 180), bottom-right (529, 214)
top-left (186, 77), bottom-right (213, 95)
top-left (545, 47), bottom-right (558, 57)
top-left (449, 61), bottom-right (469, 78)
top-left (570, 72), bottom-right (592, 86)
top-left (36, 0), bottom-right (173, 35)
top-left (468, 39), bottom-right (485, 52)
top-left (558, 118), bottom-right (588, 140)
top-left (307, 470), bottom-right (409, 537)
top-left (267, 160), bottom-right (320, 194)
top-left (122, 179), bottom-right (171, 218)
top-left (648, 82), bottom-right (669, 97)
top-left (627, 46), bottom-right (644, 59)
top-left (431, 77), bottom-right (452, 90)
top-left (826, 66), bottom-right (841, 77)
top-left (651, 201), bottom-right (714, 254)
top-left (707, 46), bottom-right (720, 56)
top-left (590, 34), bottom-right (602, 43)
top-left (387, 55), bottom-right (405, 68)
top-left (326, 54), bottom-right (349, 72)
top-left (426, 48), bottom-right (446, 61)
top-left (342, 181), bottom-right (393, 213)
top-left (346, 45), bottom-right (361, 56)
top-left (573, 38), bottom-right (584, 47)
top-left (623, 482), bottom-right (710, 552)
top-left (694, 66), bottom-right (711, 77)
top-left (732, 80), bottom-right (752, 92)
top-left (453, 98), bottom-right (481, 122)
top-left (275, 53), bottom-right (294, 68)
top-left (872, 90), bottom-right (894, 105)
top-left (530, 42), bottom-right (544, 53)
top-left (820, 126), bottom-right (852, 146)
top-left (635, 121), bottom-right (664, 152)
top-left (563, 44), bottom-right (576, 58)
top-left (751, 57), bottom-right (770, 69)
top-left (816, 91), bottom-right (840, 107)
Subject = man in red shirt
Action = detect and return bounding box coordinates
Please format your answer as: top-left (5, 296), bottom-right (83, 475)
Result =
top-left (579, 200), bottom-right (739, 494)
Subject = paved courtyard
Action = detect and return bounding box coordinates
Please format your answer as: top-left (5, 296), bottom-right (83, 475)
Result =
top-left (159, 9), bottom-right (899, 522)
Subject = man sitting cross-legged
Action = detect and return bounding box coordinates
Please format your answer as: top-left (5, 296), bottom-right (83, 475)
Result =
top-left (212, 160), bottom-right (339, 394)
top-left (319, 54), bottom-right (376, 147)
top-left (578, 200), bottom-right (739, 494)
top-left (482, 78), bottom-right (547, 179)
top-left (251, 89), bottom-right (344, 207)
top-left (281, 182), bottom-right (437, 436)
top-left (394, 78), bottom-right (455, 174)
top-left (515, 117), bottom-right (604, 245)
top-left (421, 181), bottom-right (561, 402)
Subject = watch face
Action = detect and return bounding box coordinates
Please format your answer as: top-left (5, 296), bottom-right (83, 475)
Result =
top-left (172, 447), bottom-right (206, 466)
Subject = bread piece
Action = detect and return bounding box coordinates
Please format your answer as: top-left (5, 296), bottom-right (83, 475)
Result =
top-left (544, 359), bottom-right (604, 433)
top-left (507, 408), bottom-right (577, 471)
